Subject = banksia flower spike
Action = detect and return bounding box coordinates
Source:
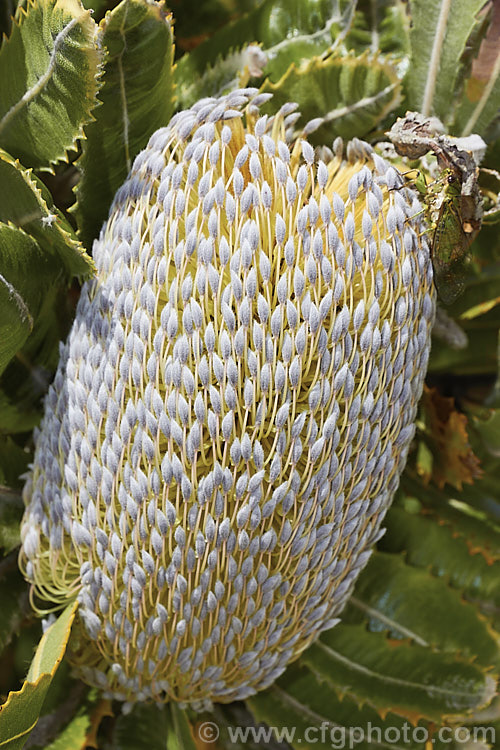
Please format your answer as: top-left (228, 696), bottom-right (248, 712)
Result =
top-left (20, 89), bottom-right (436, 710)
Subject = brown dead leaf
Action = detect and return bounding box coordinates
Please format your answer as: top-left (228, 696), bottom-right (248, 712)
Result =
top-left (420, 386), bottom-right (482, 490)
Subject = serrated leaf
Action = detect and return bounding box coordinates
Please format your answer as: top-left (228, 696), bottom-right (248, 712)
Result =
top-left (260, 50), bottom-right (401, 143)
top-left (0, 0), bottom-right (101, 170)
top-left (0, 0), bottom-right (18, 38)
top-left (343, 552), bottom-right (499, 669)
top-left (0, 486), bottom-right (23, 553)
top-left (0, 150), bottom-right (95, 279)
top-left (13, 283), bottom-right (71, 373)
top-left (75, 0), bottom-right (175, 250)
top-left (453, 2), bottom-right (500, 136)
top-left (0, 601), bottom-right (77, 750)
top-left (302, 622), bottom-right (496, 722)
top-left (174, 0), bottom-right (357, 109)
top-left (25, 669), bottom-right (95, 750)
top-left (0, 209), bottom-right (77, 378)
top-left (80, 0), bottom-right (108, 19)
top-left (407, 0), bottom-right (489, 123)
top-left (346, 0), bottom-right (410, 57)
top-left (248, 663), bottom-right (430, 750)
top-left (380, 504), bottom-right (500, 622)
top-left (0, 224), bottom-right (41, 375)
top-left (26, 604), bottom-right (75, 682)
top-left (402, 474), bottom-right (500, 561)
top-left (417, 387), bottom-right (482, 490)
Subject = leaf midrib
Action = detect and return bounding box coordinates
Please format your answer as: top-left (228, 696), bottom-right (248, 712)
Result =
top-left (315, 639), bottom-right (481, 701)
top-left (0, 16), bottom-right (81, 136)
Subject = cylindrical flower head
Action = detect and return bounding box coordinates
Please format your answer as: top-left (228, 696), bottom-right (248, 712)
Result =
top-left (20, 89), bottom-right (435, 709)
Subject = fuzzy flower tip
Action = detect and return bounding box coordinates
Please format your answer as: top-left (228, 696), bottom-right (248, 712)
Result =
top-left (20, 89), bottom-right (435, 709)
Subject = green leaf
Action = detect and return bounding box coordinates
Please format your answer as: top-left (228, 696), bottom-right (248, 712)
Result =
top-left (13, 283), bottom-right (71, 373)
top-left (0, 224), bottom-right (41, 375)
top-left (402, 474), bottom-right (500, 554)
top-left (454, 266), bottom-right (500, 321)
top-left (174, 0), bottom-right (357, 109)
top-left (346, 0), bottom-right (410, 57)
top-left (25, 668), bottom-right (92, 750)
top-left (109, 704), bottom-right (200, 750)
top-left (453, 4), bottom-right (500, 136)
top-left (208, 703), bottom-right (286, 750)
top-left (26, 605), bottom-right (75, 682)
top-left (0, 486), bottom-right (23, 553)
top-left (260, 50), bottom-right (401, 143)
top-left (0, 436), bottom-right (31, 489)
top-left (412, 463), bottom-right (500, 533)
top-left (249, 663), bottom-right (431, 750)
top-left (0, 191), bottom-right (81, 375)
top-left (380, 504), bottom-right (500, 625)
top-left (170, 0), bottom-right (260, 50)
top-left (428, 266), bottom-right (500, 376)
top-left (0, 569), bottom-right (28, 656)
top-left (407, 0), bottom-right (489, 124)
top-left (428, 327), bottom-right (499, 376)
top-left (0, 390), bottom-right (40, 434)
top-left (302, 622), bottom-right (496, 722)
top-left (0, 0), bottom-right (18, 38)
top-left (166, 704), bottom-right (197, 750)
top-left (0, 0), bottom-right (101, 170)
top-left (111, 703), bottom-right (176, 750)
top-left (344, 551), bottom-right (499, 668)
top-left (75, 0), bottom-right (175, 250)
top-left (40, 705), bottom-right (91, 750)
top-left (80, 0), bottom-right (109, 20)
top-left (0, 150), bottom-right (95, 280)
top-left (0, 601), bottom-right (77, 750)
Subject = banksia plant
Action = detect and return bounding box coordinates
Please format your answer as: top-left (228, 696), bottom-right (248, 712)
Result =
top-left (20, 89), bottom-right (435, 707)
top-left (1, 1), bottom-right (500, 749)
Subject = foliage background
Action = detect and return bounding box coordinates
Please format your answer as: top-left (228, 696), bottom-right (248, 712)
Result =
top-left (0, 0), bottom-right (500, 748)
